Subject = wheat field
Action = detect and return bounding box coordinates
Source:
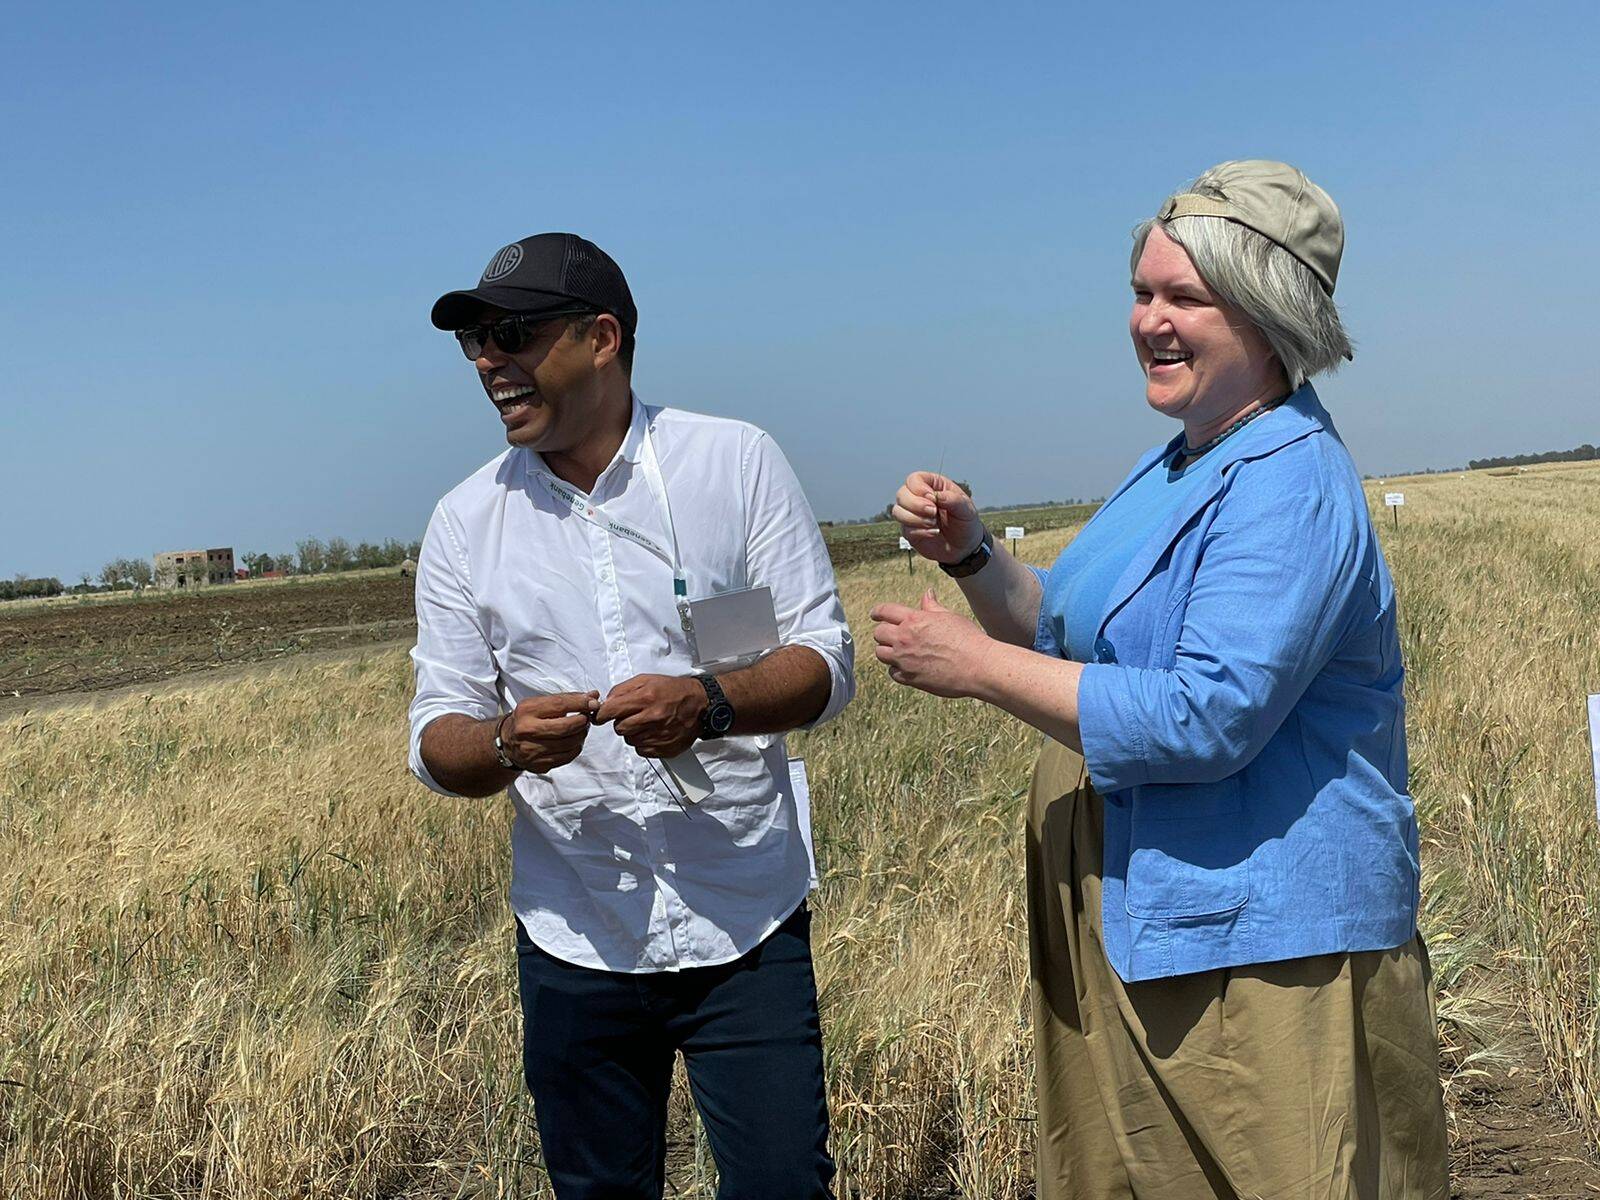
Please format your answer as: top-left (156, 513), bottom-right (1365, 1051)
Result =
top-left (2, 461), bottom-right (1597, 1197)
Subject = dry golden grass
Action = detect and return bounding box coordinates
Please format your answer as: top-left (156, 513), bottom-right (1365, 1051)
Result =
top-left (1372, 461), bottom-right (1600, 1137)
top-left (2, 462), bottom-right (1597, 1196)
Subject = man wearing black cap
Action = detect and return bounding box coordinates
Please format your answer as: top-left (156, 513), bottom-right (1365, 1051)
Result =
top-left (408, 233), bottom-right (853, 1198)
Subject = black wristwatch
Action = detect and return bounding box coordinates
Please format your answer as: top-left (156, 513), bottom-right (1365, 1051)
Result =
top-left (696, 674), bottom-right (735, 739)
top-left (939, 528), bottom-right (994, 579)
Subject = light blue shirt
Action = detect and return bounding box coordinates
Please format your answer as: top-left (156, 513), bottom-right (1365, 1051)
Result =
top-left (1031, 385), bottom-right (1419, 982)
top-left (1040, 448), bottom-right (1214, 663)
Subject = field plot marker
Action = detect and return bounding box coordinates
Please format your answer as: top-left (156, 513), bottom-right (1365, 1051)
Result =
top-left (1384, 491), bottom-right (1405, 530)
top-left (1588, 694), bottom-right (1600, 827)
top-left (1005, 525), bottom-right (1025, 558)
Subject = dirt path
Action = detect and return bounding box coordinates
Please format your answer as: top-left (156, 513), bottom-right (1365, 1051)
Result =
top-left (1451, 1028), bottom-right (1600, 1197)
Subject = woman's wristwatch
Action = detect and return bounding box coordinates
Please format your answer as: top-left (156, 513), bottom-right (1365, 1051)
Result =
top-left (939, 528), bottom-right (994, 578)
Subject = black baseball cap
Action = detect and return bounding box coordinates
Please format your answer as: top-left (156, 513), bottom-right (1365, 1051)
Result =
top-left (430, 232), bottom-right (638, 334)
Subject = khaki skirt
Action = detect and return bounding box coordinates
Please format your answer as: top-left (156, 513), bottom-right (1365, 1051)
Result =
top-left (1026, 738), bottom-right (1449, 1200)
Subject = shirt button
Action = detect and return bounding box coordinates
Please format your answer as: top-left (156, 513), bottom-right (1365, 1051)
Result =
top-left (612, 639), bottom-right (626, 653)
top-left (599, 568), bottom-right (612, 583)
top-left (1093, 636), bottom-right (1116, 664)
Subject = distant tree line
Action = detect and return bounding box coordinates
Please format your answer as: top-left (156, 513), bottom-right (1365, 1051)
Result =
top-left (91, 537), bottom-right (421, 591)
top-left (119, 536), bottom-right (424, 580)
top-left (100, 558), bottom-right (154, 589)
top-left (1467, 443), bottom-right (1598, 471)
top-left (0, 575), bottom-right (64, 601)
top-left (865, 480), bottom-right (975, 524)
top-left (978, 497), bottom-right (1096, 512)
top-left (2, 533), bottom-right (427, 603)
top-left (281, 536), bottom-right (421, 576)
top-left (834, 486), bottom-right (1101, 527)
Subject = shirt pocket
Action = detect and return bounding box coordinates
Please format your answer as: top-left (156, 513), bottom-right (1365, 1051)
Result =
top-left (1124, 776), bottom-right (1250, 920)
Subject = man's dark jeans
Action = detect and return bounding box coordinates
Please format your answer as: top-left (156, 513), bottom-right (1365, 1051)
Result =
top-left (516, 904), bottom-right (835, 1199)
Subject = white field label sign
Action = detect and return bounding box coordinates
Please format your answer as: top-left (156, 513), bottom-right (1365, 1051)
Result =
top-left (898, 536), bottom-right (912, 551)
top-left (1589, 695), bottom-right (1600, 826)
top-left (1005, 526), bottom-right (1025, 540)
top-left (1384, 493), bottom-right (1405, 507)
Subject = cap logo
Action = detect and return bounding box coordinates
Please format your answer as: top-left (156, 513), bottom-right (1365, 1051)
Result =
top-left (481, 243), bottom-right (523, 284)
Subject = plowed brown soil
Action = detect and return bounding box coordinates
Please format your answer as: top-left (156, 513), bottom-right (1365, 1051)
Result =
top-left (0, 574), bottom-right (417, 703)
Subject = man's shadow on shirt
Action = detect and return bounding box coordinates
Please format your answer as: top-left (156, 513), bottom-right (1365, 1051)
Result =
top-left (563, 790), bottom-right (797, 972)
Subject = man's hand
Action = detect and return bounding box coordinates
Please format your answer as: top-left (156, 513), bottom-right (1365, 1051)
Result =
top-left (595, 674), bottom-right (707, 759)
top-left (501, 691), bottom-right (600, 774)
top-left (870, 590), bottom-right (992, 698)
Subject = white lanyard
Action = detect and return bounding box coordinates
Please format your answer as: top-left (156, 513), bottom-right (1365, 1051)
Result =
top-left (533, 417), bottom-right (693, 622)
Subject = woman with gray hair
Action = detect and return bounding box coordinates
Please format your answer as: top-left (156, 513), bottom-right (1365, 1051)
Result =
top-left (871, 161), bottom-right (1447, 1197)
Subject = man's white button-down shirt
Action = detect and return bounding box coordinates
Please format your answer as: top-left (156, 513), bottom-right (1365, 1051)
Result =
top-left (408, 396), bottom-right (854, 972)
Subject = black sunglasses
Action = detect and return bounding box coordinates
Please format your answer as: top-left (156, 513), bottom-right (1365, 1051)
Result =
top-left (453, 308), bottom-right (598, 360)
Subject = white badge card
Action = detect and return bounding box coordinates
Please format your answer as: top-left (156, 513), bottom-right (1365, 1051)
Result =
top-left (663, 748), bottom-right (716, 804)
top-left (788, 756), bottom-right (819, 888)
top-left (687, 585), bottom-right (781, 671)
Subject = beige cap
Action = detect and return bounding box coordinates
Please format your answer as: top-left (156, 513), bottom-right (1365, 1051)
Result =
top-left (1159, 160), bottom-right (1344, 295)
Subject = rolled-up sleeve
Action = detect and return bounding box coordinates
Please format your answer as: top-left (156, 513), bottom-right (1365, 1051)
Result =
top-left (742, 431), bottom-right (856, 728)
top-left (1027, 565), bottom-right (1060, 657)
top-left (408, 502), bottom-right (501, 795)
top-left (1078, 481), bottom-right (1367, 792)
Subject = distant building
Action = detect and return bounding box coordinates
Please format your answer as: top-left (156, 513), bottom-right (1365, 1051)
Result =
top-left (155, 547), bottom-right (236, 589)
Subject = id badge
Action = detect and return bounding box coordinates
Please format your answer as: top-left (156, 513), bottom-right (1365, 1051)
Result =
top-left (789, 756), bottom-right (819, 889)
top-left (682, 585), bottom-right (781, 671)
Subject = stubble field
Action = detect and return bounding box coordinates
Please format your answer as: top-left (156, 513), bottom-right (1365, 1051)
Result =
top-left (2, 462), bottom-right (1599, 1196)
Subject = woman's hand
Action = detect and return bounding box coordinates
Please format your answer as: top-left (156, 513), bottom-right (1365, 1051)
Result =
top-left (891, 471), bottom-right (985, 564)
top-left (870, 591), bottom-right (992, 698)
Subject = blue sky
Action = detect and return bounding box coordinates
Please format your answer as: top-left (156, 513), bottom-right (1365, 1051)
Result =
top-left (3, 2), bottom-right (1595, 582)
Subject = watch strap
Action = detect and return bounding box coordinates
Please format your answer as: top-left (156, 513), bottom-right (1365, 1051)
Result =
top-left (939, 528), bottom-right (994, 579)
top-left (696, 674), bottom-right (735, 738)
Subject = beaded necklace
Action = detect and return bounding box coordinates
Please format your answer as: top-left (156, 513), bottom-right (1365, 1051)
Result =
top-left (1177, 400), bottom-right (1278, 462)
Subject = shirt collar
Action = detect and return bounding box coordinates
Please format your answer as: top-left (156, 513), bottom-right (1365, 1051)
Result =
top-left (524, 389), bottom-right (649, 483)
top-left (617, 389), bottom-right (648, 464)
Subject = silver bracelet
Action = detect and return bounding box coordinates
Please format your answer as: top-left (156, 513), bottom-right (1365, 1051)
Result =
top-left (493, 713), bottom-right (520, 771)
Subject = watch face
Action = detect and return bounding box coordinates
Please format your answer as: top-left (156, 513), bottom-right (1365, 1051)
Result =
top-left (709, 704), bottom-right (735, 733)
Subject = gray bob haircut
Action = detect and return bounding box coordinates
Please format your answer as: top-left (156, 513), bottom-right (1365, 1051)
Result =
top-left (1132, 170), bottom-right (1354, 389)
